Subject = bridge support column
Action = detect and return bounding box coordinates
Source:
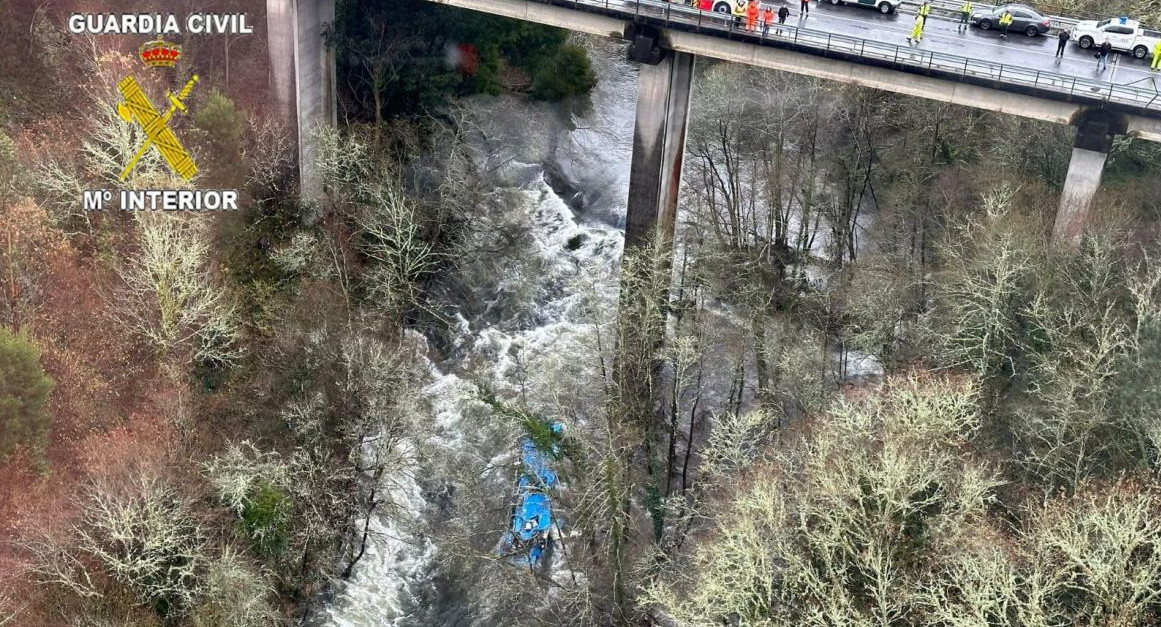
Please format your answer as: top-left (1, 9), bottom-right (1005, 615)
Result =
top-left (293, 0), bottom-right (336, 201)
top-left (624, 30), bottom-right (695, 249)
top-left (615, 28), bottom-right (695, 551)
top-left (1053, 111), bottom-right (1125, 245)
top-left (267, 0), bottom-right (296, 123)
top-left (266, 0), bottom-right (336, 201)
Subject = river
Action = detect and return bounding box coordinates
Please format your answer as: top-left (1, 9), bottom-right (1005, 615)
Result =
top-left (321, 37), bottom-right (637, 627)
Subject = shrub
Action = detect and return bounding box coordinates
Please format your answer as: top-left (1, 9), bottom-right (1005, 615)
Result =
top-left (531, 44), bottom-right (597, 101)
top-left (0, 328), bottom-right (54, 461)
top-left (241, 482), bottom-right (291, 557)
top-left (193, 89), bottom-right (247, 186)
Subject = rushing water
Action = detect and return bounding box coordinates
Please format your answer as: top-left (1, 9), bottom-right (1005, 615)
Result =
top-left (321, 38), bottom-right (637, 627)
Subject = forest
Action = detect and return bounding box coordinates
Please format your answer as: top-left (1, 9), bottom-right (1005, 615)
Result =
top-left (1, 0), bottom-right (1161, 625)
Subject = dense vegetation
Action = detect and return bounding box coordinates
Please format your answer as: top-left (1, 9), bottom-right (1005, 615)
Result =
top-left (331, 0), bottom-right (596, 126)
top-left (0, 1), bottom-right (589, 626)
top-left (3, 0), bottom-right (1161, 625)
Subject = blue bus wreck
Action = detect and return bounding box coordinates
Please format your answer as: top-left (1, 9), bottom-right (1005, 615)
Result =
top-left (497, 427), bottom-right (562, 570)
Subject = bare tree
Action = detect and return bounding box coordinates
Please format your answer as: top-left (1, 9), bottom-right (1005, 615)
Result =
top-left (644, 375), bottom-right (1000, 626)
top-left (75, 475), bottom-right (207, 616)
top-left (193, 547), bottom-right (282, 627)
top-left (112, 212), bottom-right (241, 367)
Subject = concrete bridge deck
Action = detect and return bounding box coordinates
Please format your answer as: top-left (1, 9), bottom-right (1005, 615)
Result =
top-left (425, 0), bottom-right (1161, 140)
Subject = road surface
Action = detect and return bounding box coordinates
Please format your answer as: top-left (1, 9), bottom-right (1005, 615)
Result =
top-left (754, 2), bottom-right (1161, 89)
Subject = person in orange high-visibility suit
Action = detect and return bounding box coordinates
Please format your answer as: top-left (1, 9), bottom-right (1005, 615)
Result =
top-left (746, 0), bottom-right (759, 30)
top-left (762, 5), bottom-right (774, 34)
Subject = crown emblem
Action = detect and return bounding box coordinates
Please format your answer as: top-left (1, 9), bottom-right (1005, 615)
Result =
top-left (139, 38), bottom-right (182, 68)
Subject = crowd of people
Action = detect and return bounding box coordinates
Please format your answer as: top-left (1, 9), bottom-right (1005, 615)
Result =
top-left (698, 0), bottom-right (791, 32)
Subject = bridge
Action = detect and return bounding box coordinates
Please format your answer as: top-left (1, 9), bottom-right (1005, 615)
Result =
top-left (267, 0), bottom-right (1161, 243)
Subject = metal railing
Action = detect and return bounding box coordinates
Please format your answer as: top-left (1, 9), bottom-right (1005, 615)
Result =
top-left (525, 0), bottom-right (1161, 112)
top-left (901, 0), bottom-right (1081, 30)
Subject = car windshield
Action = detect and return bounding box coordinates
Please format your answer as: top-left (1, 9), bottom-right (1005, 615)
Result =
top-left (1096, 18), bottom-right (1111, 27)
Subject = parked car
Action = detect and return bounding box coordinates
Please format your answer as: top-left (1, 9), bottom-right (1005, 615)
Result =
top-left (1072, 17), bottom-right (1161, 59)
top-left (971, 4), bottom-right (1052, 36)
top-left (823, 0), bottom-right (901, 16)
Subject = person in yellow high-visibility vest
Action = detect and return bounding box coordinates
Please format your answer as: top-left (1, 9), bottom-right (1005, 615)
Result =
top-left (958, 0), bottom-right (972, 32)
top-left (907, 12), bottom-right (925, 44)
top-left (1152, 40), bottom-right (1161, 70)
top-left (918, 1), bottom-right (931, 25)
top-left (999, 10), bottom-right (1013, 38)
top-left (732, 0), bottom-right (746, 26)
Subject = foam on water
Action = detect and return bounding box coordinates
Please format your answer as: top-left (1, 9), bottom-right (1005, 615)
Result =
top-left (321, 39), bottom-right (633, 626)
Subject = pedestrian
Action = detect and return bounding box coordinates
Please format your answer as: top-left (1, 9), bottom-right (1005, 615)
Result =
top-left (1096, 37), bottom-right (1112, 71)
top-left (1152, 39), bottom-right (1161, 70)
top-left (1056, 29), bottom-right (1070, 57)
top-left (746, 0), bottom-right (759, 30)
top-left (918, 0), bottom-right (931, 25)
top-left (999, 10), bottom-right (1012, 37)
top-left (907, 12), bottom-right (925, 44)
top-left (801, 0), bottom-right (809, 17)
top-left (763, 5), bottom-right (774, 34)
top-left (777, 5), bottom-right (790, 32)
top-left (733, 0), bottom-right (746, 26)
top-left (958, 0), bottom-right (972, 31)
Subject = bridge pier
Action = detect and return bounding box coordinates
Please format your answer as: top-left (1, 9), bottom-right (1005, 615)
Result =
top-left (624, 28), bottom-right (695, 249)
top-left (615, 26), bottom-right (695, 515)
top-left (1053, 111), bottom-right (1126, 245)
top-left (265, 0), bottom-right (336, 201)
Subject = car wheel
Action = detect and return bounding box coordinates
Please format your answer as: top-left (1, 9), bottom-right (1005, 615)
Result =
top-left (878, 2), bottom-right (892, 13)
top-left (1134, 45), bottom-right (1149, 59)
top-left (1079, 35), bottom-right (1093, 48)
top-left (714, 1), bottom-right (729, 11)
top-left (1024, 25), bottom-right (1038, 36)
top-left (979, 19), bottom-right (992, 30)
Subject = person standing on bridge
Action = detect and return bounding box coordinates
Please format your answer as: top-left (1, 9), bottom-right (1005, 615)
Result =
top-left (1056, 29), bottom-right (1070, 57)
top-left (918, 1), bottom-right (931, 25)
top-left (733, 0), bottom-right (746, 26)
top-left (999, 9), bottom-right (1013, 37)
top-left (801, 0), bottom-right (809, 17)
top-left (763, 5), bottom-right (774, 34)
top-left (1097, 37), bottom-right (1112, 71)
top-left (907, 12), bottom-right (926, 44)
top-left (777, 5), bottom-right (790, 32)
top-left (958, 0), bottom-right (972, 32)
top-left (746, 0), bottom-right (759, 30)
top-left (1152, 39), bottom-right (1161, 69)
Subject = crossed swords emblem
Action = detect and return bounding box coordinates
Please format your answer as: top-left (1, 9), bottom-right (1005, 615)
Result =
top-left (115, 74), bottom-right (199, 182)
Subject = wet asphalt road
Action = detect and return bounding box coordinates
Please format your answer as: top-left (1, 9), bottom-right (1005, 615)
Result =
top-left (782, 3), bottom-right (1161, 87)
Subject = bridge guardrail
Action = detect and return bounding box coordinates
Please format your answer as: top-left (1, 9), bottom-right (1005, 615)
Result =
top-left (897, 0), bottom-right (1082, 31)
top-left (545, 0), bottom-right (1161, 111)
top-left (669, 0), bottom-right (1089, 31)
